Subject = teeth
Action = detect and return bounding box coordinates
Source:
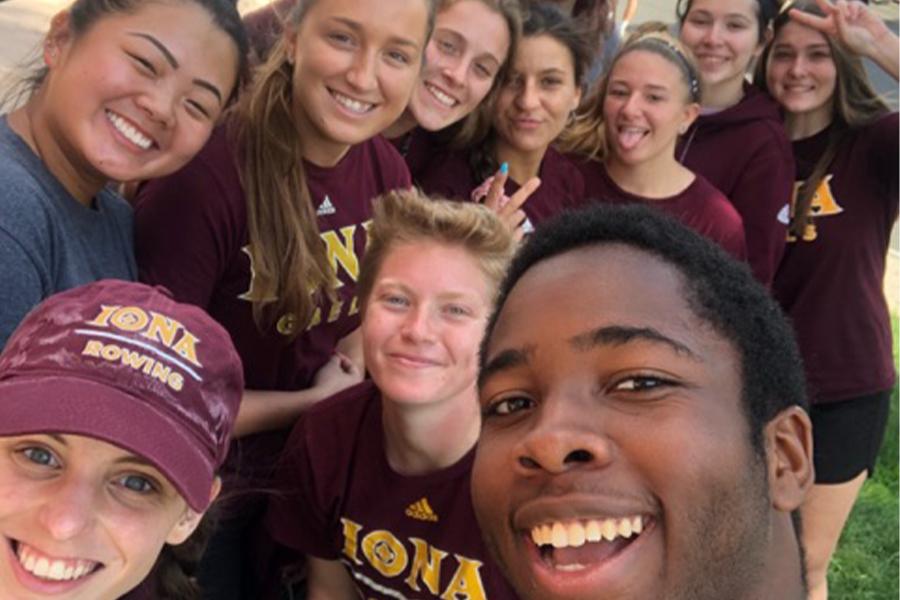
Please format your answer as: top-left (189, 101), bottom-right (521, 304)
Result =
top-left (331, 91), bottom-right (374, 114)
top-left (425, 83), bottom-right (457, 107)
top-left (530, 516), bottom-right (644, 549)
top-left (15, 542), bottom-right (99, 582)
top-left (105, 110), bottom-right (153, 150)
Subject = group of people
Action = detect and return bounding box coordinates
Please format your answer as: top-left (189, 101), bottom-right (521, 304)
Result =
top-left (0, 0), bottom-right (896, 598)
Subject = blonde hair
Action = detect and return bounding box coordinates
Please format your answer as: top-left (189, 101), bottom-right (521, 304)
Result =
top-left (234, 0), bottom-right (436, 335)
top-left (559, 23), bottom-right (700, 161)
top-left (357, 189), bottom-right (516, 312)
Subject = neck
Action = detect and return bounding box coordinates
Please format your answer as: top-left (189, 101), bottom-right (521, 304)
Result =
top-left (784, 109), bottom-right (833, 141)
top-left (496, 141), bottom-right (545, 184)
top-left (8, 101), bottom-right (105, 207)
top-left (605, 150), bottom-right (692, 198)
top-left (751, 514), bottom-right (807, 600)
top-left (383, 110), bottom-right (419, 140)
top-left (381, 388), bottom-right (481, 476)
top-left (701, 77), bottom-right (745, 111)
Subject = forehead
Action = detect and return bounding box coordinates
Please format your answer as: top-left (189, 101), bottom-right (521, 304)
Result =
top-left (302, 0), bottom-right (429, 41)
top-left (513, 35), bottom-right (574, 71)
top-left (610, 49), bottom-right (685, 86)
top-left (688, 0), bottom-right (759, 18)
top-left (375, 240), bottom-right (492, 295)
top-left (774, 20), bottom-right (830, 46)
top-left (435, 0), bottom-right (510, 58)
top-left (488, 244), bottom-right (731, 358)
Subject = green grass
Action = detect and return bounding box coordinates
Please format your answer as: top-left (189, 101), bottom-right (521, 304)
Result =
top-left (828, 316), bottom-right (899, 599)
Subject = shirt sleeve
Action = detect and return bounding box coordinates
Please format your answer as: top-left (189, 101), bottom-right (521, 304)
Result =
top-left (133, 150), bottom-right (243, 309)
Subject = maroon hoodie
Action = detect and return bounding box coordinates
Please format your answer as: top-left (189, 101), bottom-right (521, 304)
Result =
top-left (677, 83), bottom-right (794, 287)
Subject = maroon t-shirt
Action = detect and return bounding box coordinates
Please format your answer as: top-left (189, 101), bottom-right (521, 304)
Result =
top-left (388, 127), bottom-right (447, 182)
top-left (677, 83), bottom-right (793, 286)
top-left (774, 113), bottom-right (898, 404)
top-left (577, 162), bottom-right (747, 260)
top-left (266, 381), bottom-right (516, 599)
top-left (418, 147), bottom-right (585, 230)
top-left (135, 127), bottom-right (410, 391)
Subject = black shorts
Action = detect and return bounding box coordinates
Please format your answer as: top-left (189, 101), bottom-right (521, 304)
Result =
top-left (811, 389), bottom-right (893, 484)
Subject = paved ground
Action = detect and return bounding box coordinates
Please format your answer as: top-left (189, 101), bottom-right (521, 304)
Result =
top-left (1, 0), bottom-right (896, 311)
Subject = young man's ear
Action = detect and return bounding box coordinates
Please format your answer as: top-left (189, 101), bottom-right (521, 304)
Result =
top-left (44, 10), bottom-right (73, 68)
top-left (166, 477), bottom-right (222, 545)
top-left (764, 406), bottom-right (814, 512)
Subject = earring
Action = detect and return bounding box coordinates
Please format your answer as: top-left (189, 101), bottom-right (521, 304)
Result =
top-left (678, 124), bottom-right (688, 135)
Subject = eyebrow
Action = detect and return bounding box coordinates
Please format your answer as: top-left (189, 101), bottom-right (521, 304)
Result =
top-left (128, 32), bottom-right (224, 104)
top-left (332, 17), bottom-right (422, 49)
top-left (570, 325), bottom-right (697, 359)
top-left (49, 433), bottom-right (68, 446)
top-left (478, 345), bottom-right (534, 388)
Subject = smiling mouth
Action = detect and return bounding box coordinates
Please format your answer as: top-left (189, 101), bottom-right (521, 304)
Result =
top-left (105, 109), bottom-right (154, 150)
top-left (329, 89), bottom-right (376, 115)
top-left (529, 516), bottom-right (645, 571)
top-left (10, 538), bottom-right (103, 583)
top-left (424, 82), bottom-right (458, 108)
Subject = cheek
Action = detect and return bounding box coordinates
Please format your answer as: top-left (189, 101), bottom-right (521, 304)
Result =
top-left (465, 77), bottom-right (495, 111)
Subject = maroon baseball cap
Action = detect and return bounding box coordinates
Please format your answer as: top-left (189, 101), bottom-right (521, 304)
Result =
top-left (0, 280), bottom-right (244, 512)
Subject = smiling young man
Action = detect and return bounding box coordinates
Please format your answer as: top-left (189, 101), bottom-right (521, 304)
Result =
top-left (472, 204), bottom-right (814, 600)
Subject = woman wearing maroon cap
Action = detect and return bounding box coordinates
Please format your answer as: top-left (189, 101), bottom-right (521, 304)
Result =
top-left (0, 279), bottom-right (244, 600)
top-left (757, 2), bottom-right (898, 598)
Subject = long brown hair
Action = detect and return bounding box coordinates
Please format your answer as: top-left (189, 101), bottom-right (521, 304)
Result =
top-left (755, 0), bottom-right (890, 239)
top-left (234, 0), bottom-right (436, 335)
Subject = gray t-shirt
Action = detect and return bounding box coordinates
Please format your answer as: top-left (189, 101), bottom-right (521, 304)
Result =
top-left (0, 116), bottom-right (136, 348)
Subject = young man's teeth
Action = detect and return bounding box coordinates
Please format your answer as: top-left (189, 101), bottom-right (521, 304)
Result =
top-left (106, 110), bottom-right (152, 150)
top-left (530, 516), bottom-right (643, 548)
top-left (426, 83), bottom-right (456, 107)
top-left (16, 542), bottom-right (98, 582)
top-left (332, 91), bottom-right (373, 114)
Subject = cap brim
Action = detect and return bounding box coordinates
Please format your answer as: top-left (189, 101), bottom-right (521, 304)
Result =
top-left (0, 376), bottom-right (214, 512)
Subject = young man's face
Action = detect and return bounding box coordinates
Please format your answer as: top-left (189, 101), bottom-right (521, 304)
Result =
top-left (473, 244), bottom-right (778, 600)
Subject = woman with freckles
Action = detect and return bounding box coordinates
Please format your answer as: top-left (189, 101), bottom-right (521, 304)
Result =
top-left (0, 0), bottom-right (247, 349)
top-left (265, 189), bottom-right (518, 599)
top-left (134, 0), bottom-right (437, 595)
top-left (756, 1), bottom-right (898, 597)
top-left (0, 279), bottom-right (243, 600)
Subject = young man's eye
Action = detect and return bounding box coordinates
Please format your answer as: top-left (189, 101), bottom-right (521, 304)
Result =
top-left (383, 294), bottom-right (409, 308)
top-left (20, 446), bottom-right (59, 468)
top-left (484, 395), bottom-right (534, 417)
top-left (611, 375), bottom-right (675, 392)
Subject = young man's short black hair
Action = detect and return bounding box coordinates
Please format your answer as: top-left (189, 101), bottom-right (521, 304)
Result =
top-left (481, 204), bottom-right (807, 454)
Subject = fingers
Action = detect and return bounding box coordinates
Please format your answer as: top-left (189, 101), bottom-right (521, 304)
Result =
top-left (484, 163), bottom-right (510, 211)
top-left (501, 177), bottom-right (541, 218)
top-left (789, 7), bottom-right (834, 34)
